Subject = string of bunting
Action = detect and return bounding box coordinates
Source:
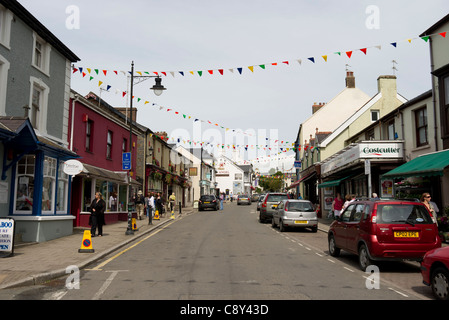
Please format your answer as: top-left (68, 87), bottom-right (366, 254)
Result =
top-left (72, 31), bottom-right (447, 78)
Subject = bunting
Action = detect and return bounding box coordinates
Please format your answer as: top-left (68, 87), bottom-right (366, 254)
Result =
top-left (72, 30), bottom-right (447, 78)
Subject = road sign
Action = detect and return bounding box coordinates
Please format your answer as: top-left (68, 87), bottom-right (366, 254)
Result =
top-left (0, 218), bottom-right (15, 257)
top-left (294, 160), bottom-right (302, 168)
top-left (122, 152), bottom-right (131, 170)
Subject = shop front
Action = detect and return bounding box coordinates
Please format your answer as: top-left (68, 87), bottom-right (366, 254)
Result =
top-left (71, 163), bottom-right (141, 227)
top-left (318, 141), bottom-right (404, 217)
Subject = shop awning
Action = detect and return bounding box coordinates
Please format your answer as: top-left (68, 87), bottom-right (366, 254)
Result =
top-left (382, 149), bottom-right (449, 179)
top-left (287, 172), bottom-right (316, 189)
top-left (318, 175), bottom-right (352, 188)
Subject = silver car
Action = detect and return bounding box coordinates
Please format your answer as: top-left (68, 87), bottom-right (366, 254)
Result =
top-left (271, 199), bottom-right (318, 232)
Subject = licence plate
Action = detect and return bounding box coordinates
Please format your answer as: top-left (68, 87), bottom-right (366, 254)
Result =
top-left (204, 202), bottom-right (210, 204)
top-left (295, 220), bottom-right (308, 224)
top-left (394, 231), bottom-right (419, 238)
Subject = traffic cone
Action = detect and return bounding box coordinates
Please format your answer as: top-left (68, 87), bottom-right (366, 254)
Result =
top-left (132, 218), bottom-right (138, 231)
top-left (170, 210), bottom-right (175, 219)
top-left (154, 210), bottom-right (160, 220)
top-left (78, 230), bottom-right (94, 253)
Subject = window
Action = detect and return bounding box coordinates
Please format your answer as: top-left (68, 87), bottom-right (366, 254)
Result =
top-left (415, 107), bottom-right (428, 147)
top-left (365, 128), bottom-right (375, 141)
top-left (86, 120), bottom-right (93, 152)
top-left (32, 33), bottom-right (51, 75)
top-left (15, 155), bottom-right (35, 212)
top-left (0, 54), bottom-right (9, 116)
top-left (107, 130), bottom-right (113, 159)
top-left (371, 110), bottom-right (380, 122)
top-left (56, 161), bottom-right (68, 212)
top-left (42, 157), bottom-right (57, 212)
top-left (29, 77), bottom-right (49, 134)
top-left (122, 138), bottom-right (127, 152)
top-left (443, 76), bottom-right (449, 137)
top-left (0, 5), bottom-right (13, 48)
top-left (387, 120), bottom-right (395, 140)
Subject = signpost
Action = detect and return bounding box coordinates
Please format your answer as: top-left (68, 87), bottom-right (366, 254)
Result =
top-left (0, 218), bottom-right (15, 258)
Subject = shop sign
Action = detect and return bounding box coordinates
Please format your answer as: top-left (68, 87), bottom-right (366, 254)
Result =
top-left (63, 160), bottom-right (84, 176)
top-left (0, 218), bottom-right (15, 257)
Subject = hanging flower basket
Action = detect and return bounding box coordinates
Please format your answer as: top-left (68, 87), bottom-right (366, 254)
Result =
top-left (153, 172), bottom-right (162, 180)
top-left (165, 174), bottom-right (172, 184)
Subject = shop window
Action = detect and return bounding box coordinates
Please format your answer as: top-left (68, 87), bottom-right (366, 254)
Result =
top-left (42, 157), bottom-right (57, 212)
top-left (15, 155), bottom-right (35, 212)
top-left (57, 161), bottom-right (68, 212)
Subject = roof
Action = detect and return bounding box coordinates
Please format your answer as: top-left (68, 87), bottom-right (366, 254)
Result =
top-left (0, 0), bottom-right (80, 62)
top-left (420, 13), bottom-right (449, 36)
top-left (382, 149), bottom-right (449, 178)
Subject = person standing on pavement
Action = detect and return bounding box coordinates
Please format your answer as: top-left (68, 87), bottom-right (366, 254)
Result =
top-left (136, 190), bottom-right (145, 220)
top-left (146, 192), bottom-right (155, 225)
top-left (169, 192), bottom-right (176, 213)
top-left (331, 193), bottom-right (344, 219)
top-left (219, 193), bottom-right (224, 210)
top-left (90, 192), bottom-right (106, 237)
top-left (421, 193), bottom-right (437, 223)
top-left (156, 193), bottom-right (163, 218)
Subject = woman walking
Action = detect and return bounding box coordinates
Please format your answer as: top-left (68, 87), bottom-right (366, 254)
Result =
top-left (90, 192), bottom-right (106, 237)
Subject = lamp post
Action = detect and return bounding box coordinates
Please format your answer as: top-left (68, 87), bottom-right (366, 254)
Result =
top-left (126, 61), bottom-right (166, 235)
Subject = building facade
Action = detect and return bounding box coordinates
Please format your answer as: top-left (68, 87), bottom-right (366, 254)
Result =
top-left (0, 0), bottom-right (80, 242)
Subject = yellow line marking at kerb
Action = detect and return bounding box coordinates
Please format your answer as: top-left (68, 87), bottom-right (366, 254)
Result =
top-left (90, 220), bottom-right (176, 271)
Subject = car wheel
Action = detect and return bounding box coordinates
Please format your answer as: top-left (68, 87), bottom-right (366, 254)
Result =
top-left (259, 214), bottom-right (264, 223)
top-left (431, 267), bottom-right (449, 300)
top-left (358, 244), bottom-right (373, 272)
top-left (328, 234), bottom-right (340, 257)
top-left (311, 225), bottom-right (318, 233)
top-left (279, 219), bottom-right (286, 232)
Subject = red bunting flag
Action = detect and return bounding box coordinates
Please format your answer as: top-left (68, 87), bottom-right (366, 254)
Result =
top-left (122, 92), bottom-right (126, 97)
top-left (103, 70), bottom-right (107, 76)
top-left (208, 70), bottom-right (213, 74)
top-left (161, 72), bottom-right (167, 76)
top-left (346, 51), bottom-right (353, 58)
top-left (282, 61), bottom-right (289, 65)
top-left (360, 48), bottom-right (367, 55)
top-left (218, 69), bottom-right (224, 75)
top-left (441, 32), bottom-right (447, 38)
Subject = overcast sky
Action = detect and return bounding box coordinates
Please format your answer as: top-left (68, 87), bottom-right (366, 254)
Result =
top-left (18, 0), bottom-right (449, 172)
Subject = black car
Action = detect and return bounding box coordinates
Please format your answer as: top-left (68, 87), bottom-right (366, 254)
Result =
top-left (198, 195), bottom-right (219, 211)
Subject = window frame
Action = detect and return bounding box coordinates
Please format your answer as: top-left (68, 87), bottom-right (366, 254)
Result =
top-left (106, 130), bottom-right (113, 159)
top-left (414, 106), bottom-right (428, 147)
top-left (31, 32), bottom-right (51, 75)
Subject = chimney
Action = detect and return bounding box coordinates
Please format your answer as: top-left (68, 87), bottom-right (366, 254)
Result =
top-left (346, 71), bottom-right (355, 88)
top-left (312, 102), bottom-right (326, 114)
top-left (377, 75), bottom-right (397, 98)
top-left (115, 107), bottom-right (137, 122)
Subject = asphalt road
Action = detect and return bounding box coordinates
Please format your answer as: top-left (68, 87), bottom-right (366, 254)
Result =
top-left (0, 202), bottom-right (434, 303)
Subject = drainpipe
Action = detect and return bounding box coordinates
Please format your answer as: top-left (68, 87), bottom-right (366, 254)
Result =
top-left (70, 94), bottom-right (80, 152)
top-left (429, 37), bottom-right (439, 152)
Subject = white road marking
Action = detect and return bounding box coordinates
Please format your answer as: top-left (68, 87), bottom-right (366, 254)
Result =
top-left (92, 270), bottom-right (128, 300)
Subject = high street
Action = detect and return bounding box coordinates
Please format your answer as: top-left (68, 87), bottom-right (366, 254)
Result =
top-left (0, 202), bottom-right (434, 301)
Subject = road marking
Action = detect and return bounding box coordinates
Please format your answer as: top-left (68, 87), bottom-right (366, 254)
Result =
top-left (49, 290), bottom-right (68, 300)
top-left (344, 267), bottom-right (354, 272)
top-left (90, 220), bottom-right (176, 271)
top-left (305, 247), bottom-right (311, 251)
top-left (327, 258), bottom-right (335, 263)
top-left (388, 287), bottom-right (408, 297)
top-left (315, 253), bottom-right (323, 257)
top-left (92, 270), bottom-right (126, 300)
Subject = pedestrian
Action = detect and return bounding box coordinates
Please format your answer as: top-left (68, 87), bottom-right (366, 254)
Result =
top-left (220, 193), bottom-right (224, 210)
top-left (331, 193), bottom-right (344, 219)
top-left (372, 192), bottom-right (380, 200)
top-left (169, 192), bottom-right (176, 213)
top-left (89, 191), bottom-right (106, 237)
top-left (342, 194), bottom-right (356, 211)
top-left (421, 193), bottom-right (437, 223)
top-left (156, 193), bottom-right (163, 218)
top-left (109, 191), bottom-right (117, 211)
top-left (146, 192), bottom-right (155, 225)
top-left (297, 193), bottom-right (303, 200)
top-left (136, 190), bottom-right (145, 220)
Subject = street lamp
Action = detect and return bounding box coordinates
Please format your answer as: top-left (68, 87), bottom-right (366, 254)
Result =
top-left (126, 61), bottom-right (166, 235)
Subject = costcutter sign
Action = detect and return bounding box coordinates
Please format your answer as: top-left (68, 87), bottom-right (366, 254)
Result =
top-left (0, 218), bottom-right (15, 257)
top-left (321, 142), bottom-right (404, 175)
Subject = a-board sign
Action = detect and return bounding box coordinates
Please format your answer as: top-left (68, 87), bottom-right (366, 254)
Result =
top-left (0, 218), bottom-right (15, 258)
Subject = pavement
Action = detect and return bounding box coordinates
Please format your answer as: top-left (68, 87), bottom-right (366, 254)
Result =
top-left (0, 208), bottom-right (194, 290)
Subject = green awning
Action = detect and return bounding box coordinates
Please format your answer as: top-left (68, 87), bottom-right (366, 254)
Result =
top-left (382, 149), bottom-right (449, 179)
top-left (318, 175), bottom-right (352, 188)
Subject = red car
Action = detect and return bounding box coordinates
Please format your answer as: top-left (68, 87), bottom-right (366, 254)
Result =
top-left (328, 199), bottom-right (441, 271)
top-left (421, 246), bottom-right (449, 300)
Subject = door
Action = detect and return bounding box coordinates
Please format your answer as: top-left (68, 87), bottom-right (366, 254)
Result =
top-left (345, 203), bottom-right (365, 253)
top-left (333, 204), bottom-right (355, 249)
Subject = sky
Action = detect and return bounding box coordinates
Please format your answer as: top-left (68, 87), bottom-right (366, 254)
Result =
top-left (17, 0), bottom-right (449, 173)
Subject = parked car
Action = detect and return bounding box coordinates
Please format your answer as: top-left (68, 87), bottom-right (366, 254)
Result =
top-left (198, 195), bottom-right (219, 211)
top-left (328, 199), bottom-right (441, 271)
top-left (272, 199), bottom-right (318, 232)
top-left (237, 194), bottom-right (251, 205)
top-left (421, 246), bottom-right (449, 300)
top-left (256, 194), bottom-right (266, 211)
top-left (251, 194), bottom-right (260, 202)
top-left (259, 193), bottom-right (290, 223)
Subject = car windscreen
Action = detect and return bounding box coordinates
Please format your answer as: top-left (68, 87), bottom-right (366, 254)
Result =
top-left (376, 204), bottom-right (434, 224)
top-left (266, 194), bottom-right (289, 202)
top-left (200, 196), bottom-right (215, 201)
top-left (287, 202), bottom-right (314, 212)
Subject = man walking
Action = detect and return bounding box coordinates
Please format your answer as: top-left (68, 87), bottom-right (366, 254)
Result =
top-left (136, 190), bottom-right (145, 220)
